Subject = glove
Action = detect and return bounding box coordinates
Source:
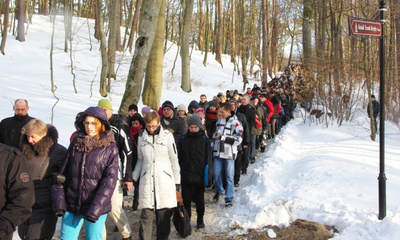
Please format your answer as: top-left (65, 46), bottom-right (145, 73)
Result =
top-left (176, 184), bottom-right (180, 192)
top-left (53, 173), bottom-right (66, 184)
top-left (85, 215), bottom-right (97, 223)
top-left (55, 210), bottom-right (65, 217)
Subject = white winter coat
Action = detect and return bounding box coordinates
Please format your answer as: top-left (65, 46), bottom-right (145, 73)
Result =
top-left (132, 126), bottom-right (180, 209)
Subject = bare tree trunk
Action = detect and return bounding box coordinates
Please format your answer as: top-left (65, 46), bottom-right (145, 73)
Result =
top-left (230, 0), bottom-right (236, 63)
top-left (202, 0), bottom-right (210, 66)
top-left (128, 0), bottom-right (143, 52)
top-left (181, 0), bottom-right (194, 92)
top-left (142, 0), bottom-right (165, 110)
top-left (240, 0), bottom-right (249, 90)
top-left (97, 0), bottom-right (108, 96)
top-left (107, 0), bottom-right (120, 85)
top-left (198, 0), bottom-right (204, 51)
top-left (261, 0), bottom-right (268, 83)
top-left (1, 0), bottom-right (10, 54)
top-left (64, 0), bottom-right (72, 52)
top-left (215, 0), bottom-right (222, 64)
top-left (122, 0), bottom-right (135, 49)
top-left (16, 0), bottom-right (26, 41)
top-left (94, 0), bottom-right (100, 40)
top-left (271, 0), bottom-right (278, 76)
top-left (119, 0), bottom-right (162, 115)
top-left (302, 0), bottom-right (312, 67)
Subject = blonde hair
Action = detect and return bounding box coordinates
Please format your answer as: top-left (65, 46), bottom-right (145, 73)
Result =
top-left (144, 111), bottom-right (160, 124)
top-left (219, 95), bottom-right (227, 103)
top-left (21, 119), bottom-right (47, 136)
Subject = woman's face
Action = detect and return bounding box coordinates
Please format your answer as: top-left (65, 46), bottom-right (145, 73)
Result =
top-left (84, 116), bottom-right (99, 136)
top-left (131, 120), bottom-right (140, 128)
top-left (145, 119), bottom-right (160, 134)
top-left (27, 133), bottom-right (45, 146)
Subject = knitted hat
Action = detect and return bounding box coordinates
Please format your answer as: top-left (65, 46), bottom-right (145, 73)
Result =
top-left (371, 94), bottom-right (376, 98)
top-left (176, 104), bottom-right (186, 112)
top-left (187, 115), bottom-right (202, 128)
top-left (129, 104), bottom-right (138, 112)
top-left (162, 100), bottom-right (174, 110)
top-left (194, 108), bottom-right (205, 119)
top-left (208, 100), bottom-right (217, 108)
top-left (251, 95), bottom-right (258, 101)
top-left (141, 106), bottom-right (151, 115)
top-left (97, 99), bottom-right (113, 111)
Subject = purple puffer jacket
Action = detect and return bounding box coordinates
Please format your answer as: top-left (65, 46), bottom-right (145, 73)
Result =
top-left (51, 106), bottom-right (119, 222)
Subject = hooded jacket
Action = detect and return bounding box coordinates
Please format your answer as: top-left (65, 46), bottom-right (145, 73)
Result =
top-left (18, 124), bottom-right (67, 239)
top-left (160, 108), bottom-right (187, 144)
top-left (52, 107), bottom-right (119, 222)
top-left (20, 125), bottom-right (67, 212)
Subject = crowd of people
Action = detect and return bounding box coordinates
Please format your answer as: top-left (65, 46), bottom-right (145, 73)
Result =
top-left (0, 66), bottom-right (299, 240)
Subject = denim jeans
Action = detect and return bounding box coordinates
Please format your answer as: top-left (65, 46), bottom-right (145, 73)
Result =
top-left (213, 157), bottom-right (235, 202)
top-left (60, 211), bottom-right (107, 240)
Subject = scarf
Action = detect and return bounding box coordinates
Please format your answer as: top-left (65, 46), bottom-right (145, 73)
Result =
top-left (130, 124), bottom-right (143, 139)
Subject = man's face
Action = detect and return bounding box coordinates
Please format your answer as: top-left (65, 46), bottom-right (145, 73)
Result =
top-left (13, 100), bottom-right (29, 116)
top-left (200, 96), bottom-right (207, 103)
top-left (103, 108), bottom-right (113, 120)
top-left (128, 109), bottom-right (137, 117)
top-left (163, 107), bottom-right (174, 118)
top-left (230, 102), bottom-right (236, 111)
top-left (252, 98), bottom-right (259, 106)
top-left (241, 97), bottom-right (249, 106)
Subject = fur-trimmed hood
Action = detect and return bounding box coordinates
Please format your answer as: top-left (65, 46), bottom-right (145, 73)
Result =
top-left (72, 130), bottom-right (115, 153)
top-left (75, 106), bottom-right (111, 133)
top-left (20, 124), bottom-right (58, 160)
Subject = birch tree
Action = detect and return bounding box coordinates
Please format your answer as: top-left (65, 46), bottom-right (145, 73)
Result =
top-left (119, 0), bottom-right (162, 115)
top-left (181, 0), bottom-right (194, 92)
top-left (142, 0), bottom-right (166, 110)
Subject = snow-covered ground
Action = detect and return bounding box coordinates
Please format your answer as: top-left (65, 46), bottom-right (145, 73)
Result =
top-left (1, 15), bottom-right (400, 240)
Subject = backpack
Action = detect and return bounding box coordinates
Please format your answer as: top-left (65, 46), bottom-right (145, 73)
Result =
top-left (254, 111), bottom-right (262, 129)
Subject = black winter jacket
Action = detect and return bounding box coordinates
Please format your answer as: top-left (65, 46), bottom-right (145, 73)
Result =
top-left (20, 125), bottom-right (67, 213)
top-left (0, 114), bottom-right (34, 148)
top-left (109, 114), bottom-right (134, 182)
top-left (178, 131), bottom-right (211, 184)
top-left (0, 143), bottom-right (34, 240)
top-left (160, 111), bottom-right (187, 144)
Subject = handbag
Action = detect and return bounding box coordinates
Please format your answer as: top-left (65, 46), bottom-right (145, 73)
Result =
top-left (173, 191), bottom-right (192, 238)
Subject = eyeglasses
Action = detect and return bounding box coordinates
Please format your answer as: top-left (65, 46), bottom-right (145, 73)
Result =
top-left (146, 125), bottom-right (159, 129)
top-left (84, 122), bottom-right (97, 126)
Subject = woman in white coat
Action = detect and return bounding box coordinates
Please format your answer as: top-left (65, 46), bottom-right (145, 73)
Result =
top-left (132, 111), bottom-right (181, 240)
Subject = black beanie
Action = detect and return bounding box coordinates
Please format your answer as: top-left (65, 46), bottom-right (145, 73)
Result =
top-left (129, 104), bottom-right (138, 112)
top-left (162, 100), bottom-right (174, 110)
top-left (187, 115), bottom-right (202, 128)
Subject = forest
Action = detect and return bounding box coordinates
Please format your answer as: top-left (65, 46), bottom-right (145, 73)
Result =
top-left (1, 0), bottom-right (399, 132)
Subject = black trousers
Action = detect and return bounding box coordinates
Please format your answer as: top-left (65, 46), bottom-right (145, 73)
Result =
top-left (234, 150), bottom-right (243, 184)
top-left (181, 183), bottom-right (205, 223)
top-left (139, 208), bottom-right (172, 240)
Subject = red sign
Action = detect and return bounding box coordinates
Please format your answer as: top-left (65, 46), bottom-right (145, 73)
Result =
top-left (349, 17), bottom-right (382, 38)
